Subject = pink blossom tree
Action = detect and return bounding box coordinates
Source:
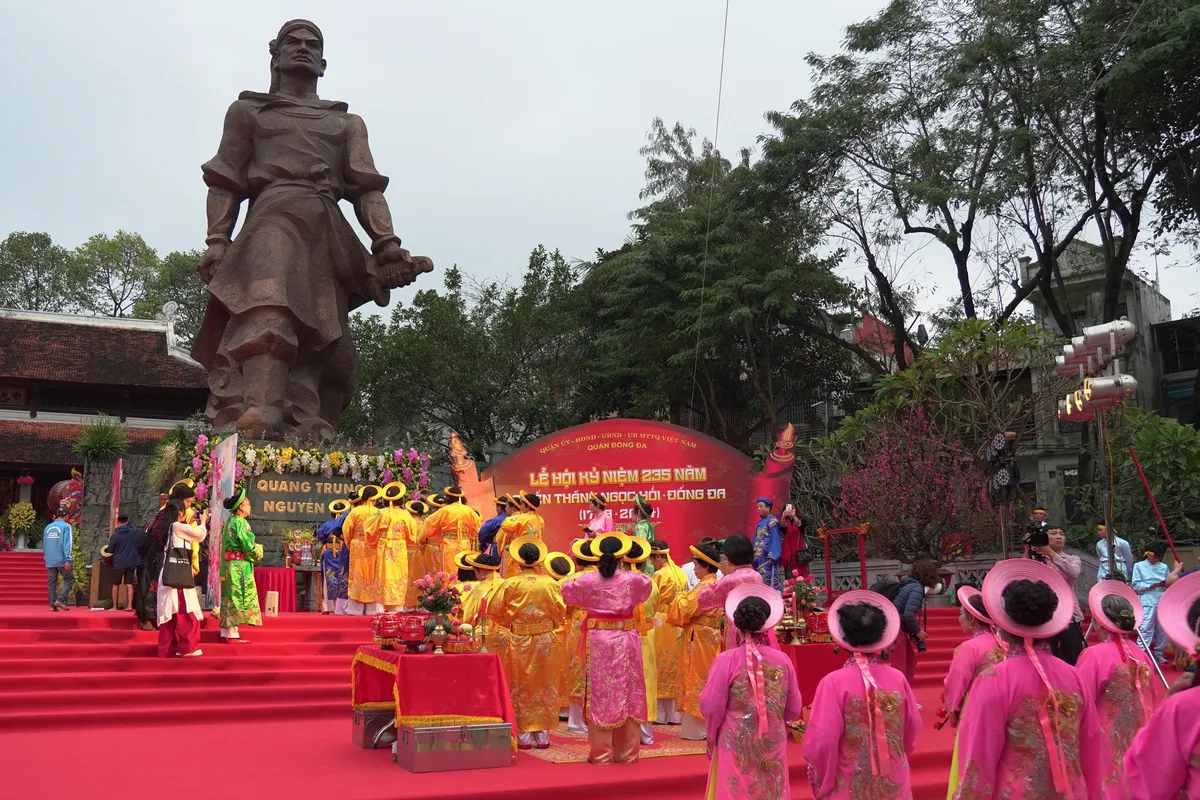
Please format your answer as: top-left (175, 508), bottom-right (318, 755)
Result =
top-left (834, 406), bottom-right (995, 564)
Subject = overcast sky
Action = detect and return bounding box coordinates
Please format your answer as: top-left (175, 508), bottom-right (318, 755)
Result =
top-left (1, 1), bottom-right (1195, 319)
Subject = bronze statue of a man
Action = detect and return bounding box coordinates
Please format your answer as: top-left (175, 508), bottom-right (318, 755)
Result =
top-left (191, 19), bottom-right (432, 441)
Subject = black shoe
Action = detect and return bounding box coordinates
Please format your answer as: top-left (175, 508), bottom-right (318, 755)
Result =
top-left (50, 606), bottom-right (58, 612)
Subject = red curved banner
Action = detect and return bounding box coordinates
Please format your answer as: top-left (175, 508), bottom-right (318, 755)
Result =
top-left (465, 419), bottom-right (794, 554)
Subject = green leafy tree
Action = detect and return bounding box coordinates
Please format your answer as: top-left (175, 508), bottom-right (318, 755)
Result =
top-left (132, 249), bottom-right (207, 347)
top-left (73, 231), bottom-right (159, 317)
top-left (581, 120), bottom-right (853, 449)
top-left (1064, 406), bottom-right (1200, 551)
top-left (0, 232), bottom-right (84, 312)
top-left (344, 248), bottom-right (588, 460)
top-left (767, 0), bottom-right (1200, 336)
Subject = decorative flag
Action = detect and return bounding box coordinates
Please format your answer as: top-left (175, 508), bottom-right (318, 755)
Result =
top-left (207, 435), bottom-right (239, 599)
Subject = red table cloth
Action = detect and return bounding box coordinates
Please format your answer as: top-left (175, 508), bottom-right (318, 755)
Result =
top-left (254, 567), bottom-right (296, 613)
top-left (351, 645), bottom-right (517, 735)
top-left (781, 641), bottom-right (908, 705)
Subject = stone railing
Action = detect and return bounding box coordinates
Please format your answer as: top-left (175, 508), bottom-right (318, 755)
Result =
top-left (811, 549), bottom-right (1101, 610)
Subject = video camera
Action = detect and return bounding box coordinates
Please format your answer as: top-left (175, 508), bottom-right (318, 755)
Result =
top-left (1023, 520), bottom-right (1050, 562)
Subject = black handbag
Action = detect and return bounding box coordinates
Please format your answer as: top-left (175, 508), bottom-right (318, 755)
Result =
top-left (161, 526), bottom-right (195, 589)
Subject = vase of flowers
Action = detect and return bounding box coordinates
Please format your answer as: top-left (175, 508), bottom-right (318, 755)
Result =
top-left (414, 572), bottom-right (462, 654)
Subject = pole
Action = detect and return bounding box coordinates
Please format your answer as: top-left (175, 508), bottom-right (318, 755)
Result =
top-left (1128, 445), bottom-right (1182, 562)
top-left (998, 500), bottom-right (1013, 560)
top-left (1135, 626), bottom-right (1172, 690)
top-left (1095, 409), bottom-right (1118, 578)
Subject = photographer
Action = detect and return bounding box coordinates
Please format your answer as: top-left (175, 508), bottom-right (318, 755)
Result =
top-left (1025, 523), bottom-right (1084, 664)
top-left (893, 559), bottom-right (941, 686)
top-left (780, 503), bottom-right (809, 578)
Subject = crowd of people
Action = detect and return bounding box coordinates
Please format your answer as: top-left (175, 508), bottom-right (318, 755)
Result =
top-left (42, 478), bottom-right (265, 658)
top-left (41, 481), bottom-right (1200, 797)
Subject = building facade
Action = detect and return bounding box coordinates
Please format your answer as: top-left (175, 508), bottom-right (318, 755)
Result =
top-left (0, 309), bottom-right (208, 529)
top-left (1020, 242), bottom-right (1173, 523)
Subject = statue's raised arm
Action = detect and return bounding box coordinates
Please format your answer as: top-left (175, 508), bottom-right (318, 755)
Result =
top-left (190, 19), bottom-right (434, 442)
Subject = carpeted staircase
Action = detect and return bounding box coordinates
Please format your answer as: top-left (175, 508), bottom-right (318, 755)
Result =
top-left (0, 607), bottom-right (368, 730)
top-left (0, 551), bottom-right (49, 605)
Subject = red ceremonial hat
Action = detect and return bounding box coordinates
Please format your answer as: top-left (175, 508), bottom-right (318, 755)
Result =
top-left (981, 559), bottom-right (1073, 640)
top-left (828, 590), bottom-right (900, 654)
top-left (1158, 571), bottom-right (1200, 657)
top-left (1088, 580), bottom-right (1144, 635)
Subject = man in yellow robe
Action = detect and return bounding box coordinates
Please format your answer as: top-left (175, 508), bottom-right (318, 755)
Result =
top-left (424, 488), bottom-right (481, 575)
top-left (403, 499), bottom-right (430, 609)
top-left (461, 552), bottom-right (508, 656)
top-left (563, 537), bottom-right (599, 734)
top-left (375, 482), bottom-right (413, 612)
top-left (665, 541), bottom-right (724, 741)
top-left (497, 492), bottom-right (544, 578)
top-left (544, 549), bottom-right (577, 725)
top-left (344, 485), bottom-right (383, 615)
top-left (491, 535), bottom-right (566, 750)
top-left (649, 539), bottom-right (689, 724)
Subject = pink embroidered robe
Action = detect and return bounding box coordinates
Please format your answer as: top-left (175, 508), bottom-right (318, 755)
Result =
top-left (1076, 637), bottom-right (1160, 799)
top-left (560, 569), bottom-right (652, 729)
top-left (944, 630), bottom-right (1005, 721)
top-left (1123, 687), bottom-right (1200, 800)
top-left (586, 511), bottom-right (613, 536)
top-left (952, 645), bottom-right (1103, 799)
top-left (698, 568), bottom-right (777, 649)
top-left (804, 660), bottom-right (921, 799)
top-left (700, 642), bottom-right (803, 800)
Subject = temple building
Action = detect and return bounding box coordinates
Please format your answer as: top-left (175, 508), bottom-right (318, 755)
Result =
top-left (0, 308), bottom-right (207, 523)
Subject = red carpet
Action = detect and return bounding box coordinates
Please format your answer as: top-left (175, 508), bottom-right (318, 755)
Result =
top-left (0, 551), bottom-right (47, 605)
top-left (0, 598), bottom-right (969, 798)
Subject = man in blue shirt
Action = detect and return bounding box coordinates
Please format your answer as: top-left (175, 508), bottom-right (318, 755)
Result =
top-left (42, 504), bottom-right (73, 612)
top-left (106, 513), bottom-right (148, 611)
top-left (1095, 523), bottom-right (1135, 582)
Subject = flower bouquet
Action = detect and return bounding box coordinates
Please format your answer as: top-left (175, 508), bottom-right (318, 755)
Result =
top-left (415, 572), bottom-right (462, 654)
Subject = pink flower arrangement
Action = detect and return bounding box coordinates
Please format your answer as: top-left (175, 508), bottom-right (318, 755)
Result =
top-left (382, 468), bottom-right (394, 484)
top-left (781, 569), bottom-right (822, 617)
top-left (196, 434), bottom-right (209, 451)
top-left (195, 482), bottom-right (208, 501)
top-left (192, 456), bottom-right (204, 472)
top-left (414, 571), bottom-right (462, 616)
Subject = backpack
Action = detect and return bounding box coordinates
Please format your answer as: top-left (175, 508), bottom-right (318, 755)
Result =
top-left (870, 577), bottom-right (903, 602)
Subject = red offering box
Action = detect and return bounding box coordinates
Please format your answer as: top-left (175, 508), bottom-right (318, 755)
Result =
top-left (805, 611), bottom-right (829, 635)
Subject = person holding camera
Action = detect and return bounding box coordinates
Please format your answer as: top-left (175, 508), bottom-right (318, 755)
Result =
top-left (893, 559), bottom-right (941, 686)
top-left (1026, 523), bottom-right (1085, 664)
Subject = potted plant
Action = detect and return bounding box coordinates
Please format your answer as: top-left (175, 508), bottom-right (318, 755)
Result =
top-left (6, 501), bottom-right (36, 550)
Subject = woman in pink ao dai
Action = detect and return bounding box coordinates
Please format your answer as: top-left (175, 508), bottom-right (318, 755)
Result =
top-left (803, 589), bottom-right (921, 799)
